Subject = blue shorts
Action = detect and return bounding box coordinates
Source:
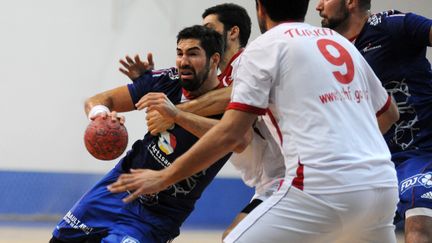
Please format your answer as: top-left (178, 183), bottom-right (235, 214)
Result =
top-left (52, 163), bottom-right (177, 243)
top-left (394, 151), bottom-right (432, 221)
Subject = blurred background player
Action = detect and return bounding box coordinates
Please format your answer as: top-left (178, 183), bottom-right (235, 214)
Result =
top-left (316, 1), bottom-right (432, 242)
top-left (118, 3), bottom-right (285, 240)
top-left (50, 25), bottom-right (233, 243)
top-left (108, 0), bottom-right (401, 242)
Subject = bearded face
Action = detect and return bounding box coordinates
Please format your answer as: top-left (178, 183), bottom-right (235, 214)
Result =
top-left (178, 60), bottom-right (210, 91)
top-left (176, 39), bottom-right (212, 92)
top-left (318, 0), bottom-right (350, 30)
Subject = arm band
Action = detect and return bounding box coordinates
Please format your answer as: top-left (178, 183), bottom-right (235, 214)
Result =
top-left (88, 105), bottom-right (110, 120)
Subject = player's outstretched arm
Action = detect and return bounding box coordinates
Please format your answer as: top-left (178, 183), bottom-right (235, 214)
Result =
top-left (377, 96), bottom-right (399, 134)
top-left (144, 77), bottom-right (232, 134)
top-left (136, 92), bottom-right (219, 137)
top-left (119, 53), bottom-right (154, 81)
top-left (84, 86), bottom-right (135, 118)
top-left (177, 86), bottom-right (232, 117)
top-left (141, 92), bottom-right (253, 152)
top-left (108, 109), bottom-right (257, 202)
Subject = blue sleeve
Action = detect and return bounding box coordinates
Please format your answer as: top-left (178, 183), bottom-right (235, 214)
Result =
top-left (386, 12), bottom-right (432, 47)
top-left (127, 71), bottom-right (158, 105)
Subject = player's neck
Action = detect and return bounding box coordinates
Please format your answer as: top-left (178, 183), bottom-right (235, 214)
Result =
top-left (336, 11), bottom-right (369, 41)
top-left (268, 18), bottom-right (304, 31)
top-left (189, 72), bottom-right (220, 98)
top-left (220, 43), bottom-right (240, 72)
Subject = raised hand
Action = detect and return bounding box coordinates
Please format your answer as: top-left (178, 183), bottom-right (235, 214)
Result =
top-left (119, 53), bottom-right (155, 81)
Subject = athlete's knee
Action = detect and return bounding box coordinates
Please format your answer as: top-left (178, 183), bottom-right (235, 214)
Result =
top-left (404, 215), bottom-right (432, 243)
top-left (222, 228), bottom-right (233, 240)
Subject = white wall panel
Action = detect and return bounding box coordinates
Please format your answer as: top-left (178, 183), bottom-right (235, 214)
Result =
top-left (0, 0), bottom-right (429, 177)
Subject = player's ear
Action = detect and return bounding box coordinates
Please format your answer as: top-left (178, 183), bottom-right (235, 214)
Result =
top-left (346, 0), bottom-right (355, 10)
top-left (210, 52), bottom-right (221, 69)
top-left (228, 26), bottom-right (240, 42)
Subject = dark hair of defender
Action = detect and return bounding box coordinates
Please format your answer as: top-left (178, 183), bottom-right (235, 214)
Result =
top-left (202, 3), bottom-right (252, 48)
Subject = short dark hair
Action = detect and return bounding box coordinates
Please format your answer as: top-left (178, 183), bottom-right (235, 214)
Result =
top-left (358, 0), bottom-right (371, 11)
top-left (177, 25), bottom-right (224, 61)
top-left (257, 0), bottom-right (310, 22)
top-left (202, 3), bottom-right (251, 48)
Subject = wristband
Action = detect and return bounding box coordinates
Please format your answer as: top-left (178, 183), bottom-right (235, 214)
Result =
top-left (88, 105), bottom-right (110, 120)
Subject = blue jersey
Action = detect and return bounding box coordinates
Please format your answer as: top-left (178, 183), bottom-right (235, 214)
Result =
top-left (123, 67), bottom-right (230, 226)
top-left (354, 10), bottom-right (432, 159)
top-left (53, 68), bottom-right (231, 242)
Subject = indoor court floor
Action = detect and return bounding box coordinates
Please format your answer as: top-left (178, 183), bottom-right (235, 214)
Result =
top-left (0, 224), bottom-right (405, 243)
top-left (0, 226), bottom-right (221, 243)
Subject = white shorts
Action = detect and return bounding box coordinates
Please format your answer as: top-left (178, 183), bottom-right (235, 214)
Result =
top-left (224, 183), bottom-right (399, 243)
top-left (252, 178), bottom-right (284, 202)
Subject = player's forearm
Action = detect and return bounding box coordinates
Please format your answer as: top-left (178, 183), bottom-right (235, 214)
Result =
top-left (84, 86), bottom-right (135, 116)
top-left (161, 110), bottom-right (257, 186)
top-left (177, 86), bottom-right (232, 116)
top-left (174, 110), bottom-right (219, 138)
top-left (162, 121), bottom-right (241, 186)
top-left (377, 97), bottom-right (399, 134)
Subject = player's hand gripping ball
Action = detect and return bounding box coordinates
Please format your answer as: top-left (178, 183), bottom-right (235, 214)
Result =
top-left (84, 116), bottom-right (128, 160)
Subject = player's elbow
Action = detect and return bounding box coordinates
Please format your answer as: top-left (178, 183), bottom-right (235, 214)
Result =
top-left (217, 128), bottom-right (249, 153)
top-left (386, 98), bottom-right (400, 125)
top-left (233, 129), bottom-right (253, 153)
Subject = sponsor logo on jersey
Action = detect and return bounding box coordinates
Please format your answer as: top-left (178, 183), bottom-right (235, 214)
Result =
top-left (400, 172), bottom-right (432, 194)
top-left (147, 142), bottom-right (171, 168)
top-left (63, 211), bottom-right (93, 235)
top-left (361, 43), bottom-right (382, 53)
top-left (158, 131), bottom-right (177, 155)
top-left (121, 236), bottom-right (140, 243)
top-left (368, 14), bottom-right (383, 26)
top-left (421, 191), bottom-right (432, 200)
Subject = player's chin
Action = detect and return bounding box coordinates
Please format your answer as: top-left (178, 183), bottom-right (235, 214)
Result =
top-left (321, 19), bottom-right (330, 28)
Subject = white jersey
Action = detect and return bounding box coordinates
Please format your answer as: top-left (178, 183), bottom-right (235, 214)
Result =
top-left (228, 22), bottom-right (397, 194)
top-left (230, 113), bottom-right (285, 198)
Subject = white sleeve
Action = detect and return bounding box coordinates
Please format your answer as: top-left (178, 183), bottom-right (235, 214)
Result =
top-left (228, 38), bottom-right (280, 114)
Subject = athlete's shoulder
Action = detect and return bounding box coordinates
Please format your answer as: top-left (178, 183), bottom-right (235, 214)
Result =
top-left (128, 67), bottom-right (181, 103)
top-left (365, 10), bottom-right (431, 46)
top-left (367, 10), bottom-right (405, 27)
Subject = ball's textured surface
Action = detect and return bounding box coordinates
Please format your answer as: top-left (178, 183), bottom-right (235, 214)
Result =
top-left (84, 116), bottom-right (128, 160)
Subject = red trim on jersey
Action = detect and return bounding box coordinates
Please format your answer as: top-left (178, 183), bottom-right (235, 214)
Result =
top-left (292, 159), bottom-right (304, 190)
top-left (218, 49), bottom-right (244, 86)
top-left (277, 179), bottom-right (285, 191)
top-left (266, 109), bottom-right (283, 145)
top-left (376, 95), bottom-right (391, 117)
top-left (227, 102), bottom-right (267, 115)
top-left (181, 88), bottom-right (195, 100)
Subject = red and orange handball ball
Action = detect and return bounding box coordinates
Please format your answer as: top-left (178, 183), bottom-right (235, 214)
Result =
top-left (84, 116), bottom-right (128, 160)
